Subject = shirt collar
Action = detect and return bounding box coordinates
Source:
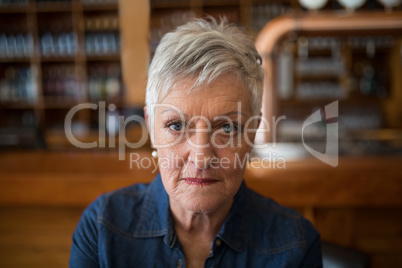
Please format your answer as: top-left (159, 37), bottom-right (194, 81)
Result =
top-left (134, 173), bottom-right (170, 238)
top-left (216, 181), bottom-right (247, 253)
top-left (134, 174), bottom-right (247, 252)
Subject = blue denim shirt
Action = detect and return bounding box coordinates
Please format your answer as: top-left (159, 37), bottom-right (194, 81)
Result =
top-left (70, 174), bottom-right (322, 267)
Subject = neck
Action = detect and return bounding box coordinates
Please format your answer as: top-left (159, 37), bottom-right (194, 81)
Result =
top-left (169, 197), bottom-right (234, 238)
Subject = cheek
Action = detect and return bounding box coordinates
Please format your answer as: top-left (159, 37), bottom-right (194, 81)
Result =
top-left (215, 146), bottom-right (250, 174)
top-left (157, 144), bottom-right (187, 184)
top-left (158, 146), bottom-right (184, 169)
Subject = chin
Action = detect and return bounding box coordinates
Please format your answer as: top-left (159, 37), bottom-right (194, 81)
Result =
top-left (181, 195), bottom-right (226, 213)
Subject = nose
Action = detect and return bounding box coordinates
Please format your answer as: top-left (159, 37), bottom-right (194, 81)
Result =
top-left (187, 126), bottom-right (216, 170)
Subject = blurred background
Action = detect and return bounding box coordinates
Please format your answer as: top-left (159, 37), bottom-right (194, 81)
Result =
top-left (0, 0), bottom-right (401, 267)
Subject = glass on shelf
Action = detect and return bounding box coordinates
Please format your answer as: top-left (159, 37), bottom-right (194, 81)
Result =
top-left (82, 0), bottom-right (117, 5)
top-left (42, 64), bottom-right (84, 101)
top-left (85, 31), bottom-right (119, 56)
top-left (150, 10), bottom-right (195, 54)
top-left (0, 66), bottom-right (37, 104)
top-left (296, 81), bottom-right (347, 100)
top-left (350, 57), bottom-right (390, 98)
top-left (0, 0), bottom-right (27, 7)
top-left (296, 57), bottom-right (345, 77)
top-left (85, 15), bottom-right (119, 31)
top-left (0, 109), bottom-right (42, 149)
top-left (35, 0), bottom-right (71, 3)
top-left (340, 106), bottom-right (382, 131)
top-left (347, 36), bottom-right (395, 51)
top-left (0, 33), bottom-right (32, 59)
top-left (150, 0), bottom-right (189, 7)
top-left (40, 31), bottom-right (77, 57)
top-left (88, 62), bottom-right (121, 101)
top-left (252, 3), bottom-right (290, 32)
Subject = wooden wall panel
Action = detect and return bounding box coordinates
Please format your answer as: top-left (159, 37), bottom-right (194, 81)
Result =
top-left (119, 0), bottom-right (150, 106)
top-left (314, 208), bottom-right (355, 247)
top-left (0, 207), bottom-right (83, 268)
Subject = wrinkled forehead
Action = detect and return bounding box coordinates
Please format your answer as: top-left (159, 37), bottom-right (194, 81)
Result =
top-left (155, 74), bottom-right (251, 115)
top-left (157, 72), bottom-right (248, 104)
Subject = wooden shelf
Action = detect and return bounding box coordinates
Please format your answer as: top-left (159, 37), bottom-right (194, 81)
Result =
top-left (0, 58), bottom-right (32, 63)
top-left (0, 102), bottom-right (37, 109)
top-left (35, 2), bottom-right (73, 12)
top-left (295, 73), bottom-right (342, 81)
top-left (280, 98), bottom-right (382, 106)
top-left (350, 48), bottom-right (394, 55)
top-left (151, 3), bottom-right (192, 9)
top-left (82, 3), bottom-right (119, 11)
top-left (42, 97), bottom-right (86, 109)
top-left (348, 128), bottom-right (402, 141)
top-left (40, 56), bottom-right (76, 62)
top-left (202, 0), bottom-right (241, 7)
top-left (86, 54), bottom-right (121, 61)
top-left (251, 0), bottom-right (292, 4)
top-left (0, 6), bottom-right (28, 13)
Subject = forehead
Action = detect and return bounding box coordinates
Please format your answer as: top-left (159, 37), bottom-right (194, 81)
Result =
top-left (158, 74), bottom-right (252, 117)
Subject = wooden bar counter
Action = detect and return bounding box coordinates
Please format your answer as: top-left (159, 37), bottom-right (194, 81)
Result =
top-left (0, 151), bottom-right (401, 207)
top-left (0, 151), bottom-right (401, 267)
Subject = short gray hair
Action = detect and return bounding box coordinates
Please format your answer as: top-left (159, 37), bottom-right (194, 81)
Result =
top-left (145, 17), bottom-right (264, 120)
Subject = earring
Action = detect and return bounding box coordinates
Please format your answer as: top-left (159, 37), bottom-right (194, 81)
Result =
top-left (152, 150), bottom-right (158, 159)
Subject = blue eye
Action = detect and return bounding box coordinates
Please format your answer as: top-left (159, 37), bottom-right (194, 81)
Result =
top-left (169, 122), bottom-right (183, 131)
top-left (222, 124), bottom-right (237, 133)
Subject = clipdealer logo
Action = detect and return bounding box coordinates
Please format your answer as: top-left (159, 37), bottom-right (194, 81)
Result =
top-left (302, 101), bottom-right (339, 167)
top-left (63, 101), bottom-right (339, 167)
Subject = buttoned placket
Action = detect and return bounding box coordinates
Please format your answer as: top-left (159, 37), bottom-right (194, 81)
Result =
top-left (168, 230), bottom-right (185, 268)
top-left (203, 238), bottom-right (224, 268)
top-left (174, 245), bottom-right (185, 268)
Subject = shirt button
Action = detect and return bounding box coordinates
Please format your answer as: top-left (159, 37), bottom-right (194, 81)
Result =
top-left (215, 238), bottom-right (222, 247)
top-left (177, 259), bottom-right (182, 268)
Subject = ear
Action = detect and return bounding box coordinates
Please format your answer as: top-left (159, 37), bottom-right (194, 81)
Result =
top-left (143, 106), bottom-right (155, 147)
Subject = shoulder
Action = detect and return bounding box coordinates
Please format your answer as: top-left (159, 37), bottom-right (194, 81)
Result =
top-left (87, 182), bottom-right (150, 215)
top-left (70, 182), bottom-right (155, 266)
top-left (96, 182), bottom-right (150, 211)
top-left (79, 182), bottom-right (152, 235)
top-left (246, 188), bottom-right (302, 219)
top-left (244, 188), bottom-right (319, 255)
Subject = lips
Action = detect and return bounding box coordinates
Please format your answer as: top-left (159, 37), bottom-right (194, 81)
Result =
top-left (184, 177), bottom-right (219, 186)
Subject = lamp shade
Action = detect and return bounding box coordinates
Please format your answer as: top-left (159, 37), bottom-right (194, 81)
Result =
top-left (337, 0), bottom-right (366, 10)
top-left (299, 0), bottom-right (328, 10)
top-left (378, 0), bottom-right (401, 8)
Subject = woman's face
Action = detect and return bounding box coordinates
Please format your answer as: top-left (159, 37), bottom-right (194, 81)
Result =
top-left (148, 74), bottom-right (256, 213)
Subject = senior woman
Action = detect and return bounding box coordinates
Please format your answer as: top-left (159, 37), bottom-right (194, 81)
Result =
top-left (70, 18), bottom-right (322, 267)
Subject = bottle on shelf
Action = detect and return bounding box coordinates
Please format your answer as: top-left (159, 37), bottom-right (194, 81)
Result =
top-left (0, 0), bottom-right (27, 6)
top-left (42, 64), bottom-right (84, 101)
top-left (85, 31), bottom-right (119, 56)
top-left (0, 32), bottom-right (32, 59)
top-left (0, 66), bottom-right (36, 104)
top-left (252, 3), bottom-right (290, 32)
top-left (88, 63), bottom-right (121, 101)
top-left (40, 31), bottom-right (77, 57)
top-left (85, 15), bottom-right (119, 31)
top-left (82, 0), bottom-right (117, 5)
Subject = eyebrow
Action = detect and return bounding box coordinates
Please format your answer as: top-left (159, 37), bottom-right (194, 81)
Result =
top-left (161, 109), bottom-right (247, 118)
top-left (161, 108), bottom-right (189, 119)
